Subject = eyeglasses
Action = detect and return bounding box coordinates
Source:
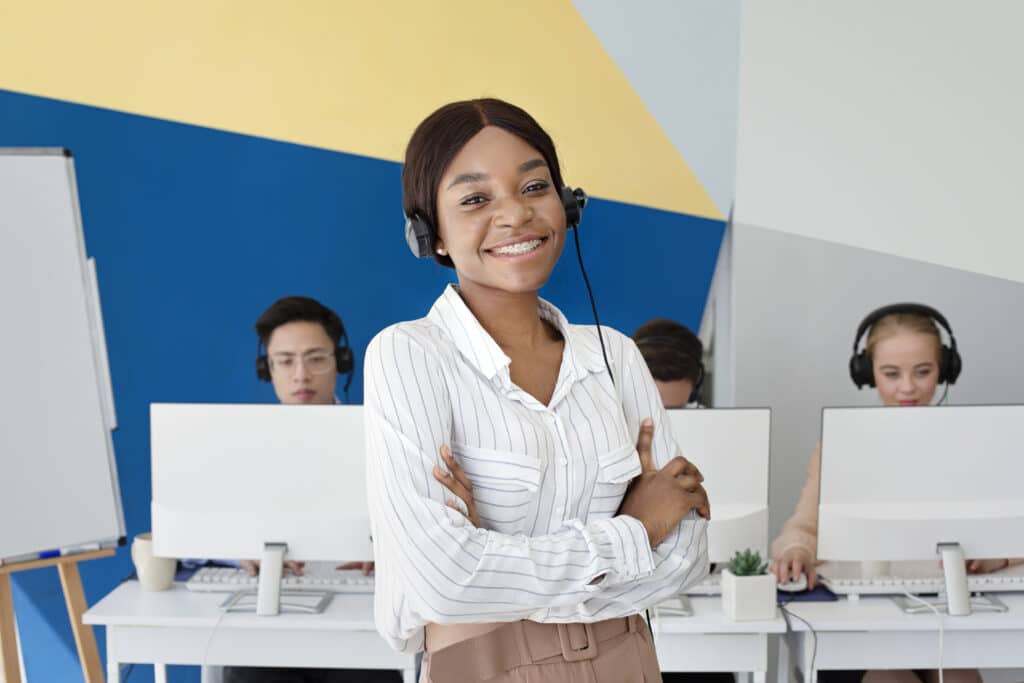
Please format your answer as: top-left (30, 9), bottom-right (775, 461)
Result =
top-left (268, 352), bottom-right (335, 376)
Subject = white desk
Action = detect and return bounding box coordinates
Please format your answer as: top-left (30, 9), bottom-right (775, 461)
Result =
top-left (654, 596), bottom-right (787, 683)
top-left (785, 593), bottom-right (1024, 682)
top-left (83, 581), bottom-right (416, 683)
top-left (84, 583), bottom-right (786, 683)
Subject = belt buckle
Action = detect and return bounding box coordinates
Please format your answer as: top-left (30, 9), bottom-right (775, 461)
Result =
top-left (557, 623), bottom-right (597, 662)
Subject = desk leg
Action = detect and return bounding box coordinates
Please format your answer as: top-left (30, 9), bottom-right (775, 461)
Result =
top-left (803, 643), bottom-right (817, 683)
top-left (105, 629), bottom-right (119, 683)
top-left (754, 672), bottom-right (766, 683)
top-left (154, 663), bottom-right (168, 683)
top-left (404, 666), bottom-right (416, 683)
top-left (795, 632), bottom-right (817, 683)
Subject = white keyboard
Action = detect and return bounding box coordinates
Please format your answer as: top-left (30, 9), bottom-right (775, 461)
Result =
top-left (186, 566), bottom-right (375, 594)
top-left (821, 563), bottom-right (1024, 596)
top-left (684, 573), bottom-right (722, 596)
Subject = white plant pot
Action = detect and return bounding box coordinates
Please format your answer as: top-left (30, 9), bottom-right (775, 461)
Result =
top-left (721, 569), bottom-right (776, 621)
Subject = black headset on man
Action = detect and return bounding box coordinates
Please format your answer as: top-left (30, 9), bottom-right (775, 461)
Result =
top-left (849, 302), bottom-right (962, 396)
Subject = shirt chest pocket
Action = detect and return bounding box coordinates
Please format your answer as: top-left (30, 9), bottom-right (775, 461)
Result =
top-left (588, 442), bottom-right (642, 517)
top-left (451, 442), bottom-right (542, 534)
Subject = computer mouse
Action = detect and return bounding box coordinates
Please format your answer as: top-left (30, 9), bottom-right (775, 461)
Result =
top-left (777, 575), bottom-right (808, 592)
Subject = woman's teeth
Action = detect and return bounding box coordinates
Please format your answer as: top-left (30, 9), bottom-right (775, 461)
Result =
top-left (492, 239), bottom-right (542, 255)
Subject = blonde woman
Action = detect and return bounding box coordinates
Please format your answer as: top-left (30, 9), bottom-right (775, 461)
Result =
top-left (772, 303), bottom-right (1020, 683)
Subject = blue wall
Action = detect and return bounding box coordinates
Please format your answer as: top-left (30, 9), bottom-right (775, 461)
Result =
top-left (1, 89), bottom-right (724, 682)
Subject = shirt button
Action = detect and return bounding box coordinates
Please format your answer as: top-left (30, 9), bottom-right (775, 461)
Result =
top-left (555, 507), bottom-right (564, 514)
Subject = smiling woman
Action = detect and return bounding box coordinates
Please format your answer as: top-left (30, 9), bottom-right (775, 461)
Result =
top-left (365, 98), bottom-right (711, 683)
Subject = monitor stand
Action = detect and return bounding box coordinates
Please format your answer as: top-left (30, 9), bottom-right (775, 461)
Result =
top-left (891, 542), bottom-right (1009, 616)
top-left (220, 542), bottom-right (333, 616)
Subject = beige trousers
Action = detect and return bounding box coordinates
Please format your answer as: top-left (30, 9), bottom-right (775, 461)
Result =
top-left (421, 614), bottom-right (662, 683)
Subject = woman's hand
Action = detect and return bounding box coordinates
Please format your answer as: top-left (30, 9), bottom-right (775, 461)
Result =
top-left (337, 561), bottom-right (375, 576)
top-left (771, 547), bottom-right (817, 588)
top-left (618, 419), bottom-right (710, 547)
top-left (433, 445), bottom-right (480, 527)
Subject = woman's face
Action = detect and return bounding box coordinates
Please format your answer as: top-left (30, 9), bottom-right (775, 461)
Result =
top-left (871, 330), bottom-right (941, 406)
top-left (434, 126), bottom-right (566, 296)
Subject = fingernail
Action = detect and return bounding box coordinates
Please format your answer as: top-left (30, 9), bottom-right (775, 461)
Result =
top-left (642, 418), bottom-right (653, 428)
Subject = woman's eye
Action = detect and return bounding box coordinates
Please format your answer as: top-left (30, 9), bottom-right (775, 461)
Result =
top-left (524, 181), bottom-right (549, 193)
top-left (460, 195), bottom-right (486, 206)
top-left (883, 372), bottom-right (899, 379)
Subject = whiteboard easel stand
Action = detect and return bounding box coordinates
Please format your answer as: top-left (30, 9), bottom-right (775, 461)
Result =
top-left (0, 548), bottom-right (114, 683)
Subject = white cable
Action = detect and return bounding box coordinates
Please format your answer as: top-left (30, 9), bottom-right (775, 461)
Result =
top-left (201, 604), bottom-right (230, 672)
top-left (902, 590), bottom-right (944, 683)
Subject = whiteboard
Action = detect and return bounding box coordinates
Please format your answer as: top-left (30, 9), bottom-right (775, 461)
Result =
top-left (0, 148), bottom-right (124, 561)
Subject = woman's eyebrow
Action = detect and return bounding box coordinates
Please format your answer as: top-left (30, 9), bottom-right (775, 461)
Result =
top-left (518, 158), bottom-right (547, 173)
top-left (446, 158), bottom-right (548, 190)
top-left (447, 171), bottom-right (488, 189)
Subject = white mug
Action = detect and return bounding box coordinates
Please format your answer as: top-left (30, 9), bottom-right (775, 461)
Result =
top-left (131, 533), bottom-right (176, 591)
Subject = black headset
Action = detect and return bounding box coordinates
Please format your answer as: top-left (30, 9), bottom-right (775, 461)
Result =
top-left (404, 186), bottom-right (588, 258)
top-left (849, 303), bottom-right (962, 389)
top-left (256, 321), bottom-right (355, 392)
top-left (634, 335), bottom-right (706, 404)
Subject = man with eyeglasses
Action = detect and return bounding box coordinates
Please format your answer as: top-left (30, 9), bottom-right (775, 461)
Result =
top-left (224, 296), bottom-right (396, 682)
top-left (254, 295), bottom-right (353, 407)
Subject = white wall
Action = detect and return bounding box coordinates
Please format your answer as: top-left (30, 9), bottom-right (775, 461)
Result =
top-left (724, 223), bottom-right (1024, 541)
top-left (735, 0), bottom-right (1024, 284)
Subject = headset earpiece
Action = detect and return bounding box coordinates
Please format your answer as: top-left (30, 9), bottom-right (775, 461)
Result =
top-left (849, 350), bottom-right (874, 389)
top-left (405, 214), bottom-right (433, 258)
top-left (336, 344), bottom-right (355, 375)
top-left (940, 344), bottom-right (961, 385)
top-left (562, 186), bottom-right (587, 229)
top-left (690, 363), bottom-right (705, 404)
top-left (256, 354), bottom-right (271, 382)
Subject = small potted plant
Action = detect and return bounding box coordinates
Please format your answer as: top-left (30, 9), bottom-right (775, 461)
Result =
top-left (721, 549), bottom-right (776, 621)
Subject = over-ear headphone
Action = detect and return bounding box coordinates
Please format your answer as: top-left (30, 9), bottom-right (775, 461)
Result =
top-left (849, 303), bottom-right (962, 389)
top-left (404, 186), bottom-right (588, 259)
top-left (634, 336), bottom-right (705, 404)
top-left (256, 323), bottom-right (355, 391)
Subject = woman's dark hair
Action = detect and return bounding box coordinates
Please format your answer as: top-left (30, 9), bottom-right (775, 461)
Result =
top-left (402, 98), bottom-right (566, 268)
top-left (254, 296), bottom-right (344, 349)
top-left (632, 318), bottom-right (704, 384)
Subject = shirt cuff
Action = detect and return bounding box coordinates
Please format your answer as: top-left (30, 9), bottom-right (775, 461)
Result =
top-left (589, 516), bottom-right (655, 586)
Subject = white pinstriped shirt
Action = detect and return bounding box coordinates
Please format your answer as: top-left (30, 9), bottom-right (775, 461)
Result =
top-left (364, 285), bottom-right (709, 653)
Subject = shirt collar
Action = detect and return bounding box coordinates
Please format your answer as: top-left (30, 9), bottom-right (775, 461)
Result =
top-left (427, 285), bottom-right (608, 381)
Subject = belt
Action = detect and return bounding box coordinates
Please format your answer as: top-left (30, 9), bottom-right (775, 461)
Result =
top-left (427, 614), bottom-right (642, 682)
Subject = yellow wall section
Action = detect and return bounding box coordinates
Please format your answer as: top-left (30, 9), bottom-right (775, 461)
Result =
top-left (0, 1), bottom-right (719, 218)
